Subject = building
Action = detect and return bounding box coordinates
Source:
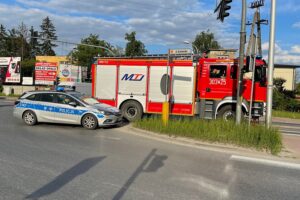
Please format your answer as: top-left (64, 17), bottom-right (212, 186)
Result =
top-left (36, 55), bottom-right (68, 63)
top-left (274, 64), bottom-right (299, 91)
top-left (206, 49), bottom-right (237, 59)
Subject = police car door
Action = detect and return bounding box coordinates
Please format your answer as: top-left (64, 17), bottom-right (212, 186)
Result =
top-left (54, 94), bottom-right (83, 124)
top-left (35, 93), bottom-right (57, 122)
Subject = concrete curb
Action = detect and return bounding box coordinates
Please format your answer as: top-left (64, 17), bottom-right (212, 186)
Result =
top-left (118, 124), bottom-right (300, 164)
top-left (0, 96), bottom-right (18, 101)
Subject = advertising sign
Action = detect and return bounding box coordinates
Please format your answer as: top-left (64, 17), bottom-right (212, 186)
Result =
top-left (35, 62), bottom-right (57, 85)
top-left (0, 57), bottom-right (21, 83)
top-left (22, 77), bottom-right (33, 85)
top-left (58, 64), bottom-right (82, 84)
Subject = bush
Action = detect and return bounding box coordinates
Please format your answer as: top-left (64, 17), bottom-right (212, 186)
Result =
top-left (273, 78), bottom-right (300, 112)
top-left (134, 117), bottom-right (282, 155)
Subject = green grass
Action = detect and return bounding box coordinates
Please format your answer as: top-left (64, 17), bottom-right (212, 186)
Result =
top-left (7, 94), bottom-right (20, 97)
top-left (0, 93), bottom-right (5, 96)
top-left (134, 117), bottom-right (282, 155)
top-left (272, 110), bottom-right (300, 119)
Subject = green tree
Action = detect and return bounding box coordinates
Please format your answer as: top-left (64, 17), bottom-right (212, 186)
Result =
top-left (69, 34), bottom-right (114, 80)
top-left (125, 31), bottom-right (147, 56)
top-left (0, 24), bottom-right (8, 56)
top-left (21, 58), bottom-right (36, 77)
top-left (193, 30), bottom-right (221, 53)
top-left (6, 28), bottom-right (20, 57)
top-left (29, 26), bottom-right (41, 58)
top-left (273, 78), bottom-right (299, 111)
top-left (40, 16), bottom-right (57, 56)
top-left (17, 22), bottom-right (31, 59)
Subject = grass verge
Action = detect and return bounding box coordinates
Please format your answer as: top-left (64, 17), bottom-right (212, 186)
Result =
top-left (272, 110), bottom-right (300, 120)
top-left (134, 117), bottom-right (282, 155)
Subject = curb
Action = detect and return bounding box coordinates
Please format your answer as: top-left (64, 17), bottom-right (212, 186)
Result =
top-left (118, 125), bottom-right (300, 164)
top-left (0, 96), bottom-right (18, 101)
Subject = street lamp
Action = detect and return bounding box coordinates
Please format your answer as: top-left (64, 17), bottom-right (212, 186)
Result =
top-left (183, 40), bottom-right (199, 54)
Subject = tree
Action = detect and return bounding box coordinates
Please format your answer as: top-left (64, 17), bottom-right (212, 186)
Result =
top-left (193, 30), bottom-right (221, 53)
top-left (29, 26), bottom-right (41, 58)
top-left (6, 28), bottom-right (19, 57)
top-left (125, 32), bottom-right (147, 56)
top-left (69, 34), bottom-right (114, 80)
top-left (0, 24), bottom-right (8, 56)
top-left (273, 78), bottom-right (300, 112)
top-left (40, 16), bottom-right (57, 56)
top-left (17, 22), bottom-right (31, 59)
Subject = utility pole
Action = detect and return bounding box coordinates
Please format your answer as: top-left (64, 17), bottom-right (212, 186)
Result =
top-left (236, 0), bottom-right (247, 124)
top-left (266, 0), bottom-right (277, 128)
top-left (247, 0), bottom-right (267, 57)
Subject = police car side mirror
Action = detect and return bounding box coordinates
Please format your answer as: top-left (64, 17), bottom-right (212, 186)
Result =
top-left (69, 102), bottom-right (77, 107)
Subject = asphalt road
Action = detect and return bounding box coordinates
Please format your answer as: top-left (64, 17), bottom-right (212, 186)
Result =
top-left (0, 99), bottom-right (300, 200)
top-left (273, 121), bottom-right (300, 136)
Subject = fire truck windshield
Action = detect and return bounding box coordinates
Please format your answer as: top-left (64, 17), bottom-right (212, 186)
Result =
top-left (254, 66), bottom-right (267, 86)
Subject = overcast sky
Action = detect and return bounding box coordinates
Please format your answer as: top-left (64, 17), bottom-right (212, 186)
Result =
top-left (0, 0), bottom-right (300, 65)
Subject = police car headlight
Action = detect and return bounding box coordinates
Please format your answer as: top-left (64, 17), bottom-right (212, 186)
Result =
top-left (96, 110), bottom-right (105, 114)
top-left (96, 110), bottom-right (113, 115)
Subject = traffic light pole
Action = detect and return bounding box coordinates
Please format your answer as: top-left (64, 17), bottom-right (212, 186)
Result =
top-left (236, 0), bottom-right (247, 124)
top-left (266, 0), bottom-right (277, 128)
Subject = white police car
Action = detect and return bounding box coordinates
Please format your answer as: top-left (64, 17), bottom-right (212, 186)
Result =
top-left (13, 90), bottom-right (122, 129)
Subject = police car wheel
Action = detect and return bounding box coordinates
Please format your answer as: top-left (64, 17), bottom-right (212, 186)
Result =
top-left (121, 100), bottom-right (143, 122)
top-left (82, 114), bottom-right (98, 129)
top-left (23, 110), bottom-right (37, 126)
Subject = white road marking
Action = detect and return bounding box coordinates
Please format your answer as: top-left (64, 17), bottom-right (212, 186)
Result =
top-left (172, 176), bottom-right (229, 199)
top-left (284, 133), bottom-right (300, 137)
top-left (230, 155), bottom-right (300, 170)
top-left (280, 129), bottom-right (300, 135)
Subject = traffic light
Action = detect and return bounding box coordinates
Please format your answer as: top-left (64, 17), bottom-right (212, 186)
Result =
top-left (217, 0), bottom-right (232, 22)
top-left (55, 76), bottom-right (60, 86)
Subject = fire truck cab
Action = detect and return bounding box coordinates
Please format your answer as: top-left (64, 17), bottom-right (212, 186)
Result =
top-left (92, 54), bottom-right (267, 121)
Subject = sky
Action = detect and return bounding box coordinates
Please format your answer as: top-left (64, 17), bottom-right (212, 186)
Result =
top-left (0, 0), bottom-right (299, 65)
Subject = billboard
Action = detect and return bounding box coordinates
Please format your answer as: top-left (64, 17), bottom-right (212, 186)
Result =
top-left (0, 57), bottom-right (21, 83)
top-left (58, 64), bottom-right (82, 84)
top-left (35, 62), bottom-right (57, 85)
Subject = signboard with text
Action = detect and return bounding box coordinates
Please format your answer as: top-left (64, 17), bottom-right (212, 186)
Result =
top-left (35, 62), bottom-right (57, 85)
top-left (58, 64), bottom-right (82, 84)
top-left (0, 57), bottom-right (21, 83)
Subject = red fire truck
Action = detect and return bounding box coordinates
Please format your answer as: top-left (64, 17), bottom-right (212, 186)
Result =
top-left (91, 54), bottom-right (267, 121)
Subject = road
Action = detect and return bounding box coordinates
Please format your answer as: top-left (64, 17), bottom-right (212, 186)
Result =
top-left (273, 121), bottom-right (300, 136)
top-left (0, 99), bottom-right (300, 200)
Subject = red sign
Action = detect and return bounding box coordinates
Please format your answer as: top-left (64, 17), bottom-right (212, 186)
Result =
top-left (35, 62), bottom-right (57, 85)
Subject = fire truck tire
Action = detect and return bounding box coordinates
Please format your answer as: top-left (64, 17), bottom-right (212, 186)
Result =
top-left (121, 100), bottom-right (143, 122)
top-left (217, 105), bottom-right (236, 121)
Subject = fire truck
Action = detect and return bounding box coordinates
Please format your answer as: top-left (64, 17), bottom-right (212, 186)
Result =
top-left (91, 53), bottom-right (267, 121)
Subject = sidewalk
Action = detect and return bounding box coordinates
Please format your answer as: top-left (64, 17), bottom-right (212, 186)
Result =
top-left (273, 117), bottom-right (300, 159)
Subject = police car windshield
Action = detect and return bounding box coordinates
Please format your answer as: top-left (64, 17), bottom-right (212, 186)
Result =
top-left (68, 92), bottom-right (100, 105)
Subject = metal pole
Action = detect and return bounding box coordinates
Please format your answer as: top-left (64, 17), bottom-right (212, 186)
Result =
top-left (266, 0), bottom-right (277, 128)
top-left (246, 11), bottom-right (257, 56)
top-left (236, 0), bottom-right (247, 124)
top-left (256, 11), bottom-right (263, 56)
top-left (248, 34), bottom-right (257, 126)
top-left (162, 49), bottom-right (170, 126)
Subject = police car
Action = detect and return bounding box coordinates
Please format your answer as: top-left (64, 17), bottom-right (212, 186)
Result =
top-left (13, 90), bottom-right (122, 129)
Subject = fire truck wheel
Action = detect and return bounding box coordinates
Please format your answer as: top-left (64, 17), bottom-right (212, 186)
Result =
top-left (121, 100), bottom-right (143, 122)
top-left (217, 105), bottom-right (236, 121)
